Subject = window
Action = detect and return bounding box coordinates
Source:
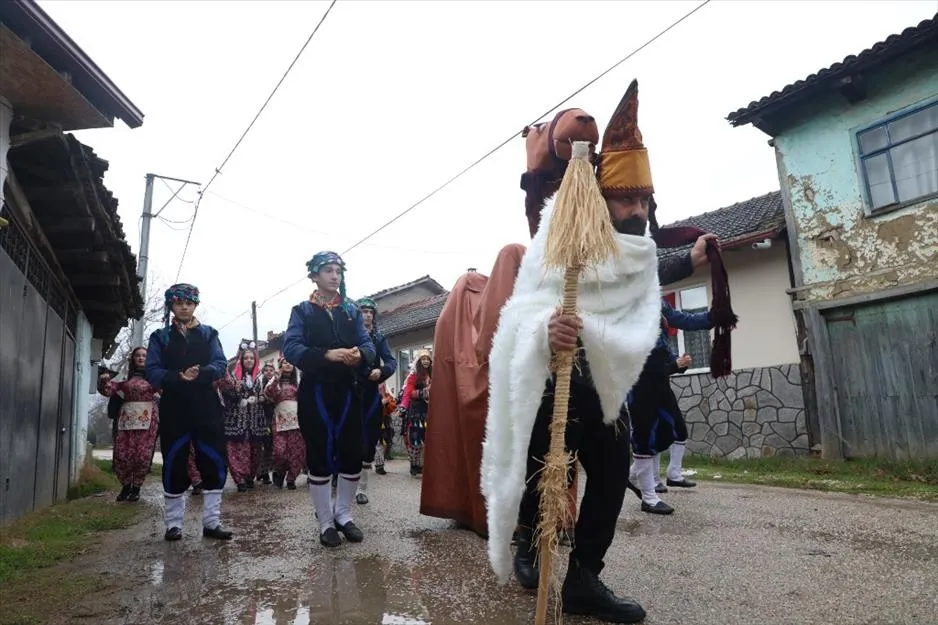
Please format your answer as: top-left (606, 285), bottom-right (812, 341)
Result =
top-left (664, 285), bottom-right (710, 374)
top-left (857, 100), bottom-right (938, 211)
top-left (395, 344), bottom-right (433, 393)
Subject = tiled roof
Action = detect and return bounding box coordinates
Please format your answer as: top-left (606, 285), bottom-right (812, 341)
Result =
top-left (726, 15), bottom-right (938, 127)
top-left (366, 275), bottom-right (446, 301)
top-left (378, 293), bottom-right (449, 338)
top-left (656, 191), bottom-right (785, 260)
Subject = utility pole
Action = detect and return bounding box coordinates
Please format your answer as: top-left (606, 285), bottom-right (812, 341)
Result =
top-left (251, 301), bottom-right (258, 343)
top-left (131, 173), bottom-right (201, 348)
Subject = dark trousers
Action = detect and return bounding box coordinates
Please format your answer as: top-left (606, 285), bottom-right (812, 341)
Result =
top-left (361, 387), bottom-right (383, 464)
top-left (518, 381), bottom-right (630, 575)
top-left (298, 380), bottom-right (363, 477)
top-left (628, 362), bottom-right (687, 456)
top-left (159, 411), bottom-right (228, 495)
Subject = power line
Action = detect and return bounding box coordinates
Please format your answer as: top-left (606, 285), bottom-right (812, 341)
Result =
top-left (214, 0), bottom-right (711, 333)
top-left (174, 0), bottom-right (338, 282)
top-left (339, 0), bottom-right (711, 257)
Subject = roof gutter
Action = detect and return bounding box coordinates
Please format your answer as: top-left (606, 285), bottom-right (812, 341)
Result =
top-left (722, 226), bottom-right (787, 250)
top-left (2, 0), bottom-right (144, 128)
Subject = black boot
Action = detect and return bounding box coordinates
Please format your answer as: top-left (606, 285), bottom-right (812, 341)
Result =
top-left (127, 486), bottom-right (141, 502)
top-left (272, 472), bottom-right (284, 489)
top-left (116, 485), bottom-right (131, 502)
top-left (375, 465), bottom-right (387, 476)
top-left (513, 527), bottom-right (539, 590)
top-left (561, 557), bottom-right (646, 623)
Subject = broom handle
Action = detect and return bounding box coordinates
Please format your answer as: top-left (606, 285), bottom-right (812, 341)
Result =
top-left (534, 265), bottom-right (581, 625)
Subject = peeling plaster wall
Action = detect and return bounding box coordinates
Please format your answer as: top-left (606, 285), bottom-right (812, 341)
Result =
top-left (774, 47), bottom-right (938, 302)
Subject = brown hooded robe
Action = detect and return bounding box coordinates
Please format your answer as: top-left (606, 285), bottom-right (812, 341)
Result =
top-left (420, 244), bottom-right (578, 537)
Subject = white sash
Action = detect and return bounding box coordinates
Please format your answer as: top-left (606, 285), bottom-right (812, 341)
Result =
top-left (118, 401), bottom-right (154, 431)
top-left (274, 400), bottom-right (299, 432)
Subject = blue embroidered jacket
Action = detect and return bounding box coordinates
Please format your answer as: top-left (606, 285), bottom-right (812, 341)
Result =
top-left (282, 300), bottom-right (376, 382)
top-left (145, 323), bottom-right (228, 390)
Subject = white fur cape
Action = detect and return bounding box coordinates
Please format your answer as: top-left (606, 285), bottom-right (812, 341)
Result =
top-left (480, 201), bottom-right (662, 583)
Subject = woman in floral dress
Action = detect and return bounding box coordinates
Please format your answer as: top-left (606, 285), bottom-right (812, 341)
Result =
top-left (400, 350), bottom-right (432, 477)
top-left (264, 357), bottom-right (305, 490)
top-left (219, 344), bottom-right (264, 492)
top-left (98, 347), bottom-right (159, 502)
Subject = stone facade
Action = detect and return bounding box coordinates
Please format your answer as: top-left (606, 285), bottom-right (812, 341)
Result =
top-left (671, 364), bottom-right (810, 459)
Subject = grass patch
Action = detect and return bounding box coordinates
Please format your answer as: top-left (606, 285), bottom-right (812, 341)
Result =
top-left (676, 453), bottom-right (938, 500)
top-left (0, 481), bottom-right (141, 625)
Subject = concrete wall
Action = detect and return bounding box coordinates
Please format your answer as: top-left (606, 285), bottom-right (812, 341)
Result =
top-left (71, 312), bottom-right (93, 482)
top-left (774, 46), bottom-right (938, 304)
top-left (663, 243), bottom-right (799, 371)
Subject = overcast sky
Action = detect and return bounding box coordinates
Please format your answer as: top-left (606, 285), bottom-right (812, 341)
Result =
top-left (38, 0), bottom-right (937, 356)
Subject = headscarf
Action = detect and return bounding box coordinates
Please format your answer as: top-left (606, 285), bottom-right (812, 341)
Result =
top-left (234, 339), bottom-right (261, 383)
top-left (358, 297), bottom-right (379, 332)
top-left (306, 251), bottom-right (348, 302)
top-left (163, 283), bottom-right (200, 327)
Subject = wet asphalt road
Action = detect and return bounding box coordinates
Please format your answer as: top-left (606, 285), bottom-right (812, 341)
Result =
top-left (72, 458), bottom-right (938, 625)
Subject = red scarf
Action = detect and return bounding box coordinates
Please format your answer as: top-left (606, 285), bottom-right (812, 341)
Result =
top-left (309, 291), bottom-right (340, 311)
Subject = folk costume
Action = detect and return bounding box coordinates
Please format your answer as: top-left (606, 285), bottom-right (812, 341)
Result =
top-left (98, 356), bottom-right (158, 502)
top-left (145, 283), bottom-right (232, 541)
top-left (264, 358), bottom-right (305, 489)
top-left (626, 299), bottom-right (715, 514)
top-left (419, 110), bottom-right (601, 536)
top-left (373, 382), bottom-right (397, 474)
top-left (399, 350), bottom-right (431, 477)
top-left (481, 80), bottom-right (660, 623)
top-left (218, 342), bottom-right (266, 491)
top-left (355, 298), bottom-right (397, 504)
top-left (282, 251), bottom-right (376, 548)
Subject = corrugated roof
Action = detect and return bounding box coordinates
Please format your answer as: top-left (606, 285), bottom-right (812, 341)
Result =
top-left (726, 15), bottom-right (938, 127)
top-left (378, 293), bottom-right (449, 338)
top-left (656, 191), bottom-right (785, 260)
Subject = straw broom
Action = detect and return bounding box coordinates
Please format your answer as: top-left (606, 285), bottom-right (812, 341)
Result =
top-left (533, 140), bottom-right (618, 625)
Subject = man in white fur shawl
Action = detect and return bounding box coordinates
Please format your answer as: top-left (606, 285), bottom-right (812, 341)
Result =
top-left (481, 80), bottom-right (661, 624)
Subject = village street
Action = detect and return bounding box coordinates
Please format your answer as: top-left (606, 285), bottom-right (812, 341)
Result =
top-left (61, 459), bottom-right (938, 625)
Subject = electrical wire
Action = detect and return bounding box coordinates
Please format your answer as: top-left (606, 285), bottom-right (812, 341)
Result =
top-left (174, 0), bottom-right (338, 282)
top-left (214, 0), bottom-right (711, 333)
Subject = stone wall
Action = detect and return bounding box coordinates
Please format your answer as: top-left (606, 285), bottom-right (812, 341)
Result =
top-left (671, 364), bottom-right (810, 459)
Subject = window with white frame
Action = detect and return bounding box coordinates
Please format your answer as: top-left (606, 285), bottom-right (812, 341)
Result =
top-left (857, 100), bottom-right (938, 211)
top-left (664, 285), bottom-right (710, 373)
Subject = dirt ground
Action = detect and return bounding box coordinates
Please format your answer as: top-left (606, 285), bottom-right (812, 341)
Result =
top-left (32, 458), bottom-right (938, 625)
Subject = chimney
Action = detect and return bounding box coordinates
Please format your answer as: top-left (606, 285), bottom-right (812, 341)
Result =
top-left (468, 267), bottom-right (477, 273)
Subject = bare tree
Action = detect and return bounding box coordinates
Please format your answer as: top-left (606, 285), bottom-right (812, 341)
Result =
top-left (104, 281), bottom-right (165, 376)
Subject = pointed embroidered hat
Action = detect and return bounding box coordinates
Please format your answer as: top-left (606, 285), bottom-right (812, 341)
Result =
top-left (597, 79), bottom-right (654, 199)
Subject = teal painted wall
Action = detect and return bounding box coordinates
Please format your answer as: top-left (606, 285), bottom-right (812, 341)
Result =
top-left (774, 46), bottom-right (938, 303)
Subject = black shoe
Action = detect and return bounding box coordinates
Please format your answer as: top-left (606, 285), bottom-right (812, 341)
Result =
top-left (116, 485), bottom-right (131, 502)
top-left (203, 525), bottom-right (233, 540)
top-left (320, 527), bottom-right (342, 548)
top-left (356, 492), bottom-right (369, 504)
top-left (654, 482), bottom-right (668, 494)
top-left (375, 466), bottom-right (387, 476)
top-left (237, 483), bottom-right (249, 493)
top-left (641, 501), bottom-right (674, 515)
top-left (666, 477), bottom-right (697, 488)
top-left (272, 472), bottom-right (284, 489)
top-left (626, 480), bottom-right (642, 500)
top-left (127, 486), bottom-right (141, 502)
top-left (562, 557), bottom-right (646, 623)
top-left (334, 521), bottom-right (364, 543)
top-left (191, 483), bottom-right (204, 496)
top-left (286, 481), bottom-right (296, 490)
top-left (410, 465), bottom-right (418, 477)
top-left (513, 528), bottom-right (539, 590)
top-left (245, 478), bottom-right (255, 489)
top-left (259, 473), bottom-right (272, 485)
top-left (164, 527), bottom-right (183, 542)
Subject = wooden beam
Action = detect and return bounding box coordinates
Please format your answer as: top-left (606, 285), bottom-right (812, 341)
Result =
top-left (15, 181), bottom-right (86, 207)
top-left (56, 249), bottom-right (108, 265)
top-left (78, 298), bottom-right (125, 314)
top-left (66, 274), bottom-right (121, 288)
top-left (9, 128), bottom-right (64, 149)
top-left (42, 216), bottom-right (95, 237)
top-left (802, 307), bottom-right (845, 460)
top-left (792, 279), bottom-right (938, 311)
top-left (837, 75), bottom-right (867, 105)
